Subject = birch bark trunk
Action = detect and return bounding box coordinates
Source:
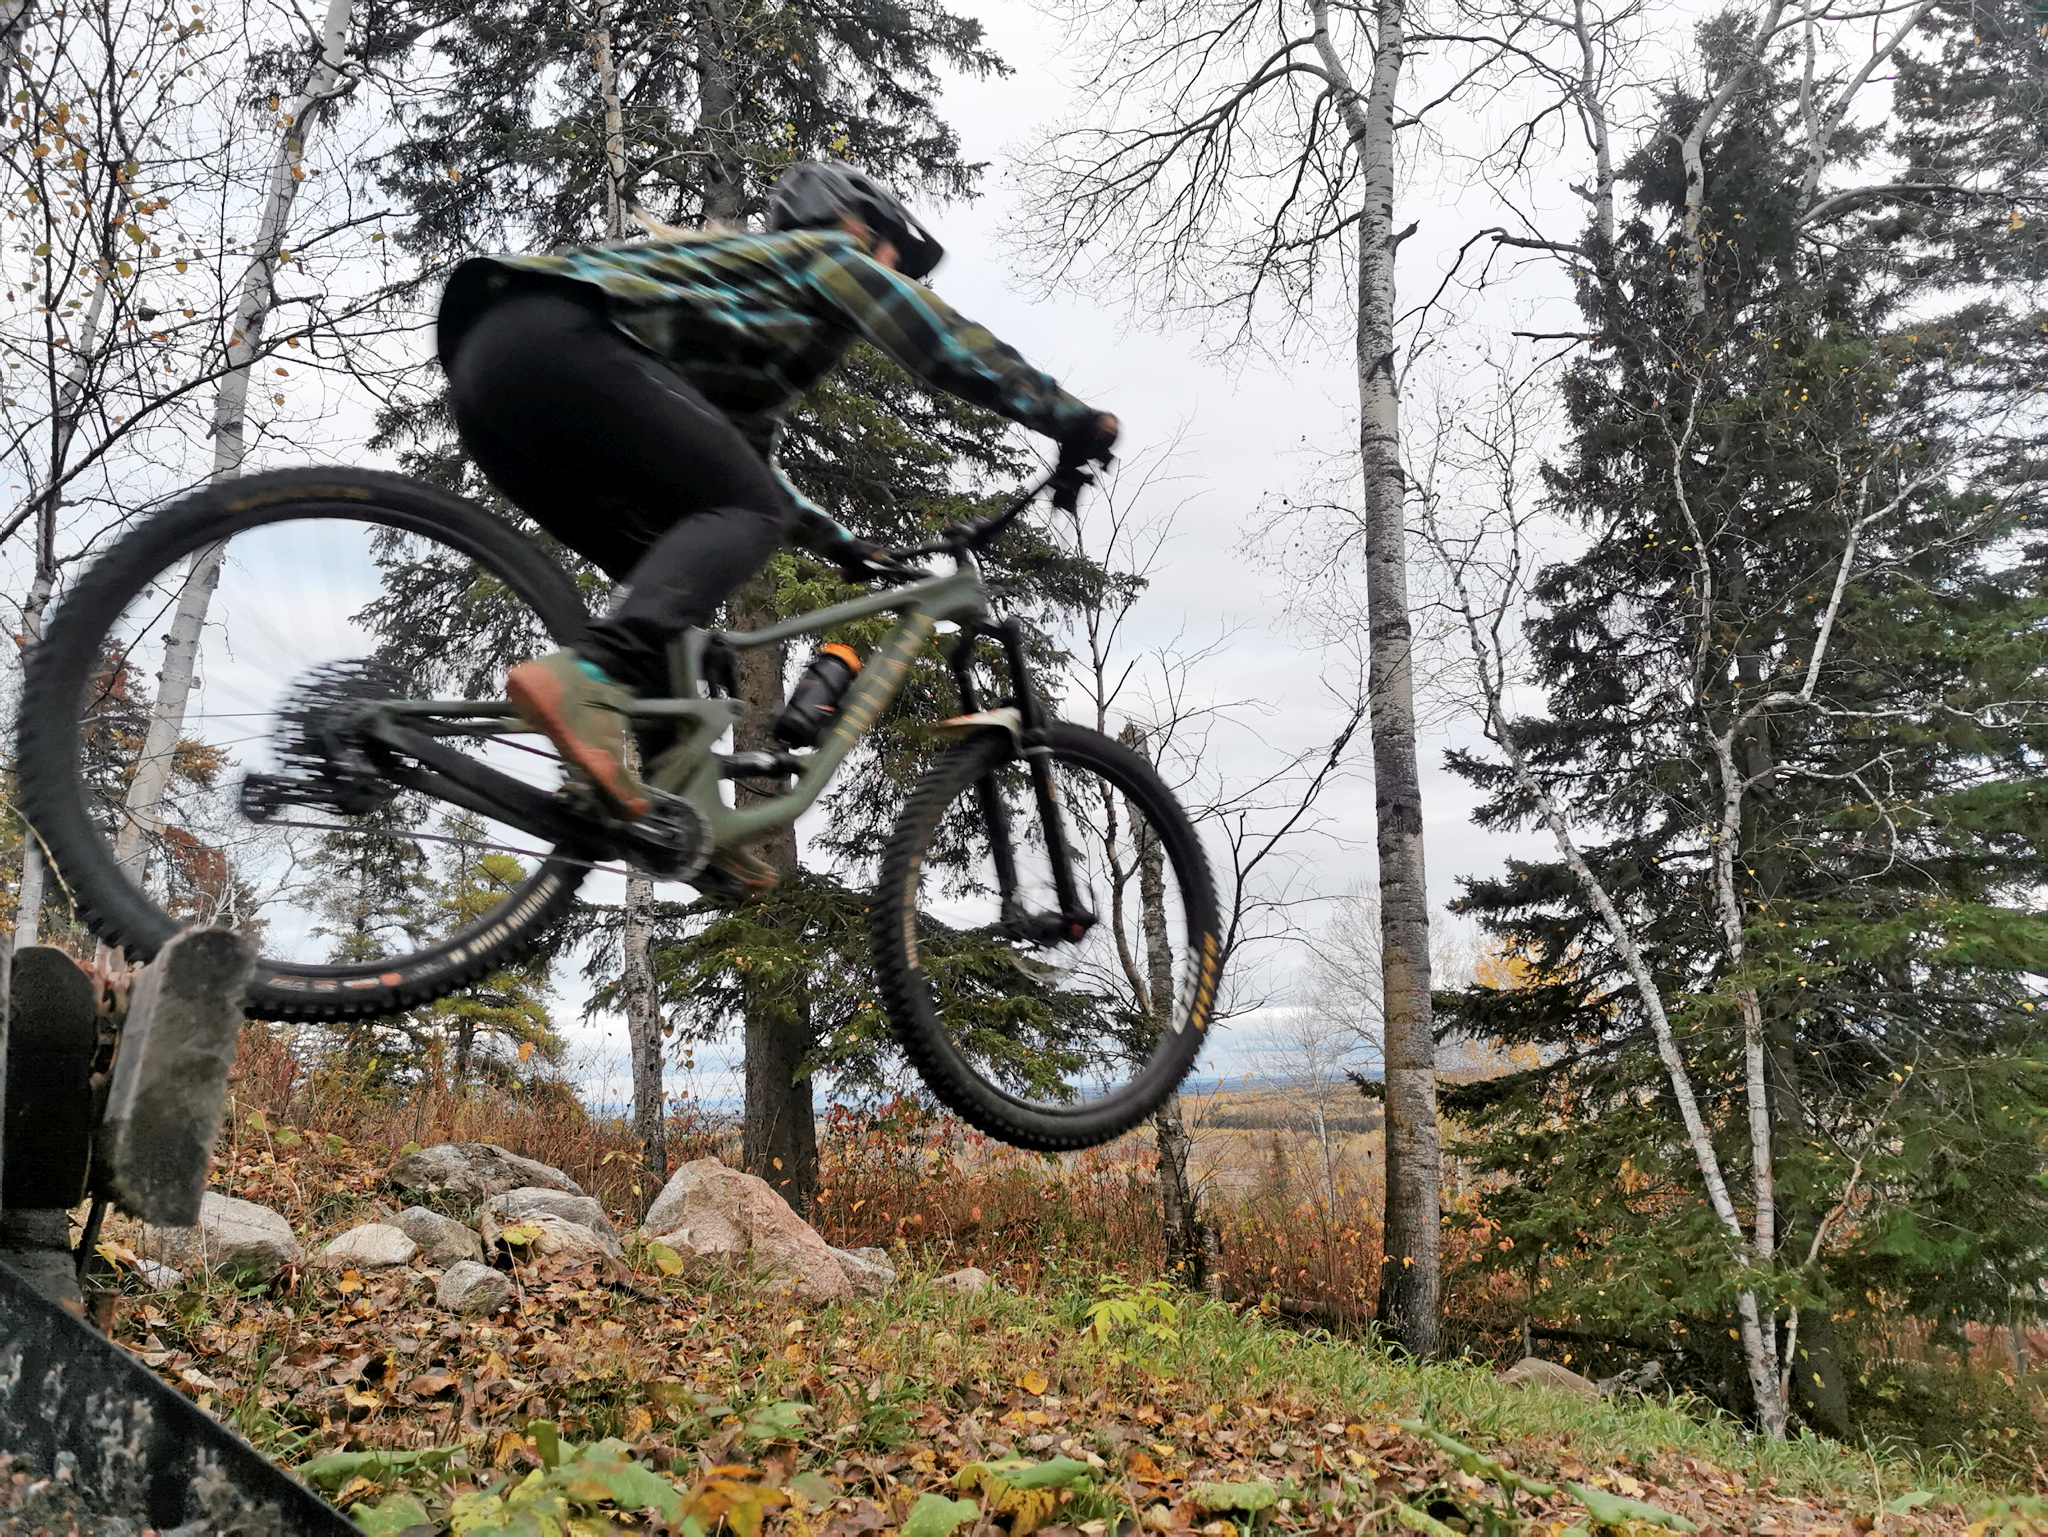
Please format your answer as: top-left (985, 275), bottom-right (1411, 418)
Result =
top-left (1123, 724), bottom-right (1207, 1288)
top-left (112, 0), bottom-right (356, 879)
top-left (14, 274), bottom-right (107, 944)
top-left (1311, 0), bottom-right (1439, 1356)
top-left (585, 0), bottom-right (669, 1186)
top-left (621, 867), bottom-right (667, 1179)
top-left (590, 0), bottom-right (629, 236)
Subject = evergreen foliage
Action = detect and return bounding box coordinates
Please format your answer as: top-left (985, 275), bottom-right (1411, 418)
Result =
top-left (308, 806), bottom-right (563, 1086)
top-left (1443, 0), bottom-right (2048, 1423)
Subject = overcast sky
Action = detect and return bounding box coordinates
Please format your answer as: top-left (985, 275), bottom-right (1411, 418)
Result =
top-left (575, 0), bottom-right (1589, 1107)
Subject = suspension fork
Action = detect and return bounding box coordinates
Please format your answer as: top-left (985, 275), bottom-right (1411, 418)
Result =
top-left (987, 619), bottom-right (1094, 938)
top-left (949, 624), bottom-right (1024, 910)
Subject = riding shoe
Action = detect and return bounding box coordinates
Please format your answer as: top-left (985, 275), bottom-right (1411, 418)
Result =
top-left (510, 651), bottom-right (783, 900)
top-left (506, 650), bottom-right (652, 820)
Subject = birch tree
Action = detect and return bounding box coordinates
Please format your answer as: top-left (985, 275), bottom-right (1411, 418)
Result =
top-left (1012, 0), bottom-right (1550, 1354)
top-left (0, 0), bottom-right (396, 942)
top-left (1416, 0), bottom-right (2048, 1428)
top-left (111, 0), bottom-right (361, 885)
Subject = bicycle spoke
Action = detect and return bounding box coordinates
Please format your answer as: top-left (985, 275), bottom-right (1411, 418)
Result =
top-left (87, 514), bottom-right (565, 966)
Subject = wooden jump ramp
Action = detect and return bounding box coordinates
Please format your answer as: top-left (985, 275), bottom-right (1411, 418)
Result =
top-left (0, 931), bottom-right (354, 1533)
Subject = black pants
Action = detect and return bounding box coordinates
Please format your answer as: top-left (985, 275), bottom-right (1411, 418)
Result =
top-left (446, 283), bottom-right (797, 694)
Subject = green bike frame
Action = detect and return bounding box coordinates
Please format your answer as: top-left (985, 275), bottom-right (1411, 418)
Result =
top-left (362, 465), bottom-right (1095, 908)
top-left (368, 556), bottom-right (1001, 871)
top-left (633, 560), bottom-right (993, 847)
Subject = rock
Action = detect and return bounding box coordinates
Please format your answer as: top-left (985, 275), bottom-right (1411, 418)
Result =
top-left (436, 1259), bottom-right (515, 1316)
top-left (1499, 1356), bottom-right (1599, 1399)
top-left (829, 1245), bottom-right (895, 1296)
top-left (393, 1206), bottom-right (484, 1266)
top-left (144, 1192), bottom-right (302, 1284)
top-left (1595, 1358), bottom-right (1665, 1397)
top-left (132, 1258), bottom-right (186, 1290)
top-left (94, 929), bottom-right (258, 1227)
top-left (640, 1157), bottom-right (851, 1304)
top-left (314, 1223), bottom-right (418, 1269)
top-left (387, 1143), bottom-right (582, 1205)
top-left (933, 1266), bottom-right (993, 1294)
top-left (486, 1188), bottom-right (622, 1256)
top-left (496, 1211), bottom-right (612, 1260)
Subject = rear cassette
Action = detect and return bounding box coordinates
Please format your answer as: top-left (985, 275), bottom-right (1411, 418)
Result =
top-left (240, 659), bottom-right (411, 820)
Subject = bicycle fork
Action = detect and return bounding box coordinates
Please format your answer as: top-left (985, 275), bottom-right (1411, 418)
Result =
top-left (949, 619), bottom-right (1096, 945)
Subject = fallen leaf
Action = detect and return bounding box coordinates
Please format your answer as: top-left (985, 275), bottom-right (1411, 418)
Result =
top-left (1190, 1481), bottom-right (1277, 1514)
top-left (902, 1491), bottom-right (981, 1537)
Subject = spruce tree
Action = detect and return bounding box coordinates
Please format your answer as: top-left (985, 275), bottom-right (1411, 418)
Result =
top-left (1445, 3), bottom-right (2048, 1432)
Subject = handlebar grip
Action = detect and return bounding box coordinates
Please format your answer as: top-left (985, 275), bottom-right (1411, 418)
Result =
top-left (1050, 464), bottom-right (1092, 514)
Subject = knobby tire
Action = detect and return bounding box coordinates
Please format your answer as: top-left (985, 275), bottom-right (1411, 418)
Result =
top-left (871, 720), bottom-right (1224, 1150)
top-left (16, 467), bottom-right (593, 1021)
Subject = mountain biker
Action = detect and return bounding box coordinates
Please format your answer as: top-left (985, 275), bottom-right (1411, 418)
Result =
top-left (435, 161), bottom-right (1119, 898)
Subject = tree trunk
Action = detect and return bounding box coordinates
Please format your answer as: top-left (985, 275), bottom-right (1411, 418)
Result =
top-left (584, 36), bottom-right (667, 1188)
top-left (1312, 0), bottom-right (1440, 1357)
top-left (729, 583), bottom-right (815, 1213)
top-left (691, 0), bottom-right (742, 224)
top-left (685, 0), bottom-right (815, 1212)
top-left (621, 868), bottom-right (667, 1180)
top-left (1156, 1095), bottom-right (1205, 1286)
top-left (588, 0), bottom-right (629, 236)
top-left (1123, 724), bottom-right (1206, 1288)
top-left (113, 0), bottom-right (355, 878)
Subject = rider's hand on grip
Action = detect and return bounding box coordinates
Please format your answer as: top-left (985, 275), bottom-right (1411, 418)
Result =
top-left (1053, 412), bottom-right (1117, 512)
top-left (1057, 411), bottom-right (1119, 473)
top-left (833, 533), bottom-right (930, 584)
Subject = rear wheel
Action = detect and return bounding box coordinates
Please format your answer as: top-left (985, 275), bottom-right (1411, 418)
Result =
top-left (871, 720), bottom-right (1223, 1150)
top-left (16, 467), bottom-right (594, 1020)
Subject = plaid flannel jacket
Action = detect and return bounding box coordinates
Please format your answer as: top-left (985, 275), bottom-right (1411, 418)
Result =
top-left (439, 229), bottom-right (1096, 535)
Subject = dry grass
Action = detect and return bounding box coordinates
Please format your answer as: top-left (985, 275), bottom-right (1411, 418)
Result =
top-left (227, 1025), bottom-right (721, 1217)
top-left (218, 1034), bottom-right (2039, 1486)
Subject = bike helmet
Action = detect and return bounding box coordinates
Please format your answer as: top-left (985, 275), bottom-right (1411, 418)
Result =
top-left (766, 161), bottom-right (945, 280)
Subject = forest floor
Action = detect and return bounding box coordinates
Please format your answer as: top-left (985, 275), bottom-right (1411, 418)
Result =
top-left (88, 1130), bottom-right (2044, 1536)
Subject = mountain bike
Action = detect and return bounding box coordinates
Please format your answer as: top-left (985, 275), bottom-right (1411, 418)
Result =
top-left (16, 465), bottom-right (1222, 1149)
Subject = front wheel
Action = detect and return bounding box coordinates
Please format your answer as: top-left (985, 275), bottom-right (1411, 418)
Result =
top-left (872, 720), bottom-right (1223, 1150)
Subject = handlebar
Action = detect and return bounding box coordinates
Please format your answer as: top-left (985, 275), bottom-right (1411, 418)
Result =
top-left (887, 462), bottom-right (1096, 565)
